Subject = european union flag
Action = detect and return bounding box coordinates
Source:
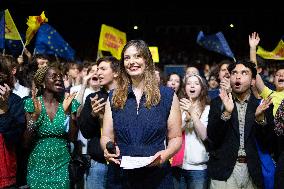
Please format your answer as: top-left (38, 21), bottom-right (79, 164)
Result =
top-left (0, 11), bottom-right (4, 49)
top-left (5, 38), bottom-right (24, 57)
top-left (35, 23), bottom-right (75, 60)
top-left (197, 31), bottom-right (235, 60)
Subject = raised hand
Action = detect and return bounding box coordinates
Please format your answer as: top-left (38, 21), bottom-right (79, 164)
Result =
top-left (249, 32), bottom-right (260, 49)
top-left (23, 48), bottom-right (32, 60)
top-left (255, 97), bottom-right (272, 119)
top-left (31, 88), bottom-right (41, 120)
top-left (0, 83), bottom-right (11, 113)
top-left (180, 98), bottom-right (201, 118)
top-left (63, 92), bottom-right (77, 114)
top-left (220, 77), bottom-right (232, 93)
top-left (179, 98), bottom-right (190, 112)
top-left (82, 71), bottom-right (96, 86)
top-left (219, 89), bottom-right (234, 114)
top-left (17, 55), bottom-right (24, 65)
top-left (63, 75), bottom-right (72, 89)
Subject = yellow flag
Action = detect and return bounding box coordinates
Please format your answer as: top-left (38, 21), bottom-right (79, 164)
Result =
top-left (25, 11), bottom-right (48, 46)
top-left (149, 46), bottom-right (159, 63)
top-left (4, 9), bottom-right (22, 40)
top-left (257, 40), bottom-right (284, 60)
top-left (98, 24), bottom-right (126, 59)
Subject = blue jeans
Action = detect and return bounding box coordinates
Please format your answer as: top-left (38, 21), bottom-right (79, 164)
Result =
top-left (173, 168), bottom-right (208, 189)
top-left (86, 160), bottom-right (108, 189)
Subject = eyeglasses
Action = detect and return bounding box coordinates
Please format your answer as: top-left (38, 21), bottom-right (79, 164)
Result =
top-left (47, 74), bottom-right (63, 80)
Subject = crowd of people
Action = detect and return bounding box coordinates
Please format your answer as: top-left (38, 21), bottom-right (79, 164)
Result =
top-left (0, 32), bottom-right (284, 189)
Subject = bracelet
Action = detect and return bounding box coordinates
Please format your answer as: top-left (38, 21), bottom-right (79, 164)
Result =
top-left (27, 119), bottom-right (38, 132)
top-left (221, 112), bottom-right (231, 121)
top-left (255, 118), bottom-right (267, 126)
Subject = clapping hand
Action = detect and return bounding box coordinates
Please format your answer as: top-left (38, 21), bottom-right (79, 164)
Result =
top-left (255, 97), bottom-right (272, 119)
top-left (63, 92), bottom-right (77, 114)
top-left (180, 97), bottom-right (201, 118)
top-left (31, 89), bottom-right (41, 120)
top-left (219, 89), bottom-right (234, 114)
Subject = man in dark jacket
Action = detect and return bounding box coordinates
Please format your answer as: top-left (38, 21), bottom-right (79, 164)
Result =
top-left (78, 56), bottom-right (119, 189)
top-left (207, 60), bottom-right (272, 189)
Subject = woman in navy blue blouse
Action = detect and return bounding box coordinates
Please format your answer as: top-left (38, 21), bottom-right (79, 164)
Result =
top-left (101, 40), bottom-right (182, 189)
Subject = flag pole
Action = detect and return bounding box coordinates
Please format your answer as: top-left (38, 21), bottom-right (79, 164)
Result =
top-left (21, 44), bottom-right (26, 55)
top-left (55, 53), bottom-right (59, 63)
top-left (33, 47), bottom-right (36, 57)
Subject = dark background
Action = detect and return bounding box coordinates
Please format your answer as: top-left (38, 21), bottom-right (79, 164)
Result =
top-left (1, 0), bottom-right (283, 66)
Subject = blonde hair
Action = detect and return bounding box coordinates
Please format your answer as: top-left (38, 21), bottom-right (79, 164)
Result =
top-left (112, 40), bottom-right (160, 109)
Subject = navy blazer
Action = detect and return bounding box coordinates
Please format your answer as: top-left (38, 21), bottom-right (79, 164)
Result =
top-left (207, 94), bottom-right (270, 188)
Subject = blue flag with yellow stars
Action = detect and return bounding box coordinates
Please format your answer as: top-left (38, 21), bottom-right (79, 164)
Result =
top-left (197, 31), bottom-right (235, 60)
top-left (0, 11), bottom-right (5, 49)
top-left (35, 23), bottom-right (75, 60)
top-left (5, 37), bottom-right (24, 56)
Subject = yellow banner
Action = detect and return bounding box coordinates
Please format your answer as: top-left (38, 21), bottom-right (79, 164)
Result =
top-left (4, 9), bottom-right (22, 40)
top-left (25, 11), bottom-right (48, 46)
top-left (257, 40), bottom-right (284, 60)
top-left (149, 46), bottom-right (159, 63)
top-left (98, 24), bottom-right (126, 59)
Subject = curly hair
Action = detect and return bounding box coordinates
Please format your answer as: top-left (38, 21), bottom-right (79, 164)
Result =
top-left (112, 40), bottom-right (160, 109)
top-left (34, 66), bottom-right (49, 88)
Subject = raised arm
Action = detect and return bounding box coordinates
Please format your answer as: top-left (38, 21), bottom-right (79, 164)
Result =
top-left (249, 32), bottom-right (260, 65)
top-left (249, 32), bottom-right (266, 93)
top-left (75, 72), bottom-right (96, 115)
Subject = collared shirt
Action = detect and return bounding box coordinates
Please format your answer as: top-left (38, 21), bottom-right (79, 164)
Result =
top-left (233, 92), bottom-right (250, 157)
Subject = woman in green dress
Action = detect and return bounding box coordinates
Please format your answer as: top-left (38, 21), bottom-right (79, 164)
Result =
top-left (24, 65), bottom-right (80, 189)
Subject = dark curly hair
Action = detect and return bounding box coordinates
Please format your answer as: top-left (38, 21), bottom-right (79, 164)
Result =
top-left (227, 59), bottom-right (257, 79)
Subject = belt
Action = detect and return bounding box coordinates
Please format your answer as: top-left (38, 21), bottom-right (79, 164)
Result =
top-left (237, 156), bottom-right (247, 163)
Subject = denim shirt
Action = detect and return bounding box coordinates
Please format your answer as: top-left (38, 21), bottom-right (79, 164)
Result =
top-left (109, 85), bottom-right (174, 157)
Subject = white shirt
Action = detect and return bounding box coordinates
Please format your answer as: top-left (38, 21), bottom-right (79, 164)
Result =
top-left (181, 105), bottom-right (210, 170)
top-left (71, 85), bottom-right (97, 154)
top-left (13, 81), bottom-right (30, 98)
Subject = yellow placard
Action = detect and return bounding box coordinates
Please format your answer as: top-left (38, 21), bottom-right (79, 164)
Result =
top-left (98, 24), bottom-right (127, 59)
top-left (149, 46), bottom-right (159, 63)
